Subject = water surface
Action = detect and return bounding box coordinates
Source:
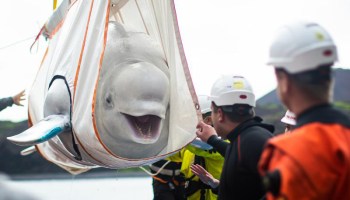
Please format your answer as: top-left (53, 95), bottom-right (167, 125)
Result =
top-left (8, 176), bottom-right (153, 200)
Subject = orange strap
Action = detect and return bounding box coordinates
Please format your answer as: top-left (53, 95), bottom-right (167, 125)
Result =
top-left (30, 26), bottom-right (45, 52)
top-left (152, 176), bottom-right (185, 186)
top-left (152, 176), bottom-right (168, 184)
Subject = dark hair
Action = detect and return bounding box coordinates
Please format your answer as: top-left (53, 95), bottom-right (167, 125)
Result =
top-left (275, 64), bottom-right (333, 102)
top-left (202, 112), bottom-right (211, 119)
top-left (212, 102), bottom-right (255, 123)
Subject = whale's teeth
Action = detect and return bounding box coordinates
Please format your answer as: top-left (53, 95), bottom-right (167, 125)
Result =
top-left (134, 122), bottom-right (142, 135)
top-left (147, 125), bottom-right (152, 137)
top-left (134, 121), bottom-right (152, 138)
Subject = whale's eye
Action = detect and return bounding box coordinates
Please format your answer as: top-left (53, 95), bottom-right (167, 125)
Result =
top-left (105, 93), bottom-right (114, 108)
top-left (106, 96), bottom-right (112, 104)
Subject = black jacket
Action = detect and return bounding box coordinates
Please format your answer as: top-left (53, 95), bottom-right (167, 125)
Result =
top-left (0, 97), bottom-right (14, 112)
top-left (208, 116), bottom-right (274, 200)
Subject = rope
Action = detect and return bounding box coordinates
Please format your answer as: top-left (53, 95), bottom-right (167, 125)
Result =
top-left (139, 160), bottom-right (171, 176)
top-left (150, 0), bottom-right (167, 64)
top-left (170, 0), bottom-right (202, 122)
top-left (135, 0), bottom-right (149, 35)
top-left (30, 26), bottom-right (45, 53)
top-left (0, 35), bottom-right (36, 51)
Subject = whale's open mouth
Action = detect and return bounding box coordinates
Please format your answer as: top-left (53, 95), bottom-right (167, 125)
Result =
top-left (124, 114), bottom-right (162, 144)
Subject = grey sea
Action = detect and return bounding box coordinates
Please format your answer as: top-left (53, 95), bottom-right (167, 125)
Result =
top-left (7, 176), bottom-right (153, 200)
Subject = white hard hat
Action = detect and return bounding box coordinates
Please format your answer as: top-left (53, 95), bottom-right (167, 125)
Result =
top-left (267, 21), bottom-right (338, 74)
top-left (198, 95), bottom-right (211, 114)
top-left (209, 75), bottom-right (255, 107)
top-left (281, 110), bottom-right (296, 125)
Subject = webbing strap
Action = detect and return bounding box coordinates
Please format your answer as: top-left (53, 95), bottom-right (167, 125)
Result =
top-left (139, 160), bottom-right (171, 176)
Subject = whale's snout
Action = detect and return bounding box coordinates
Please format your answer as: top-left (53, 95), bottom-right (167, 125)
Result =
top-left (110, 61), bottom-right (169, 144)
top-left (96, 60), bottom-right (170, 146)
top-left (112, 61), bottom-right (170, 119)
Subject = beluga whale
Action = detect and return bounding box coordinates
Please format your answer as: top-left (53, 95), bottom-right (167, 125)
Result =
top-left (8, 21), bottom-right (171, 159)
top-left (94, 22), bottom-right (170, 158)
top-left (7, 0), bottom-right (199, 174)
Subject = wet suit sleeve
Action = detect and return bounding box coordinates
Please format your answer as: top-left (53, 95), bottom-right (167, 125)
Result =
top-left (211, 185), bottom-right (219, 195)
top-left (207, 135), bottom-right (229, 157)
top-left (0, 97), bottom-right (14, 112)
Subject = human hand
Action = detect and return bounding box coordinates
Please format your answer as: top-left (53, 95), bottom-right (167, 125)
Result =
top-left (191, 164), bottom-right (219, 188)
top-left (196, 121), bottom-right (217, 142)
top-left (12, 90), bottom-right (26, 106)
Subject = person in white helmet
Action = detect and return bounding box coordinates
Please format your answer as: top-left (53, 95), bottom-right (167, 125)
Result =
top-left (280, 110), bottom-right (296, 132)
top-left (151, 95), bottom-right (227, 200)
top-left (196, 75), bottom-right (274, 200)
top-left (168, 95), bottom-right (228, 200)
top-left (259, 21), bottom-right (350, 200)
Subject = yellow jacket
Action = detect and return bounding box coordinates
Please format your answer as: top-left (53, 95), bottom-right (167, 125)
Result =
top-left (169, 143), bottom-right (226, 200)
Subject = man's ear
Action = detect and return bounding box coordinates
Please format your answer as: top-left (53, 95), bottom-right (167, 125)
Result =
top-left (275, 70), bottom-right (291, 97)
top-left (203, 116), bottom-right (212, 125)
top-left (218, 108), bottom-right (224, 122)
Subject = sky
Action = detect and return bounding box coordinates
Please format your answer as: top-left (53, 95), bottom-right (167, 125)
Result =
top-left (0, 0), bottom-right (349, 122)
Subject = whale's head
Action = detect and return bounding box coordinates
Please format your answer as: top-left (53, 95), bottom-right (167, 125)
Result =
top-left (94, 22), bottom-right (170, 159)
top-left (99, 61), bottom-right (169, 145)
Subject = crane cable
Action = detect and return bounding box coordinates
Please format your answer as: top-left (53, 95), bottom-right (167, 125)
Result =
top-left (0, 35), bottom-right (36, 51)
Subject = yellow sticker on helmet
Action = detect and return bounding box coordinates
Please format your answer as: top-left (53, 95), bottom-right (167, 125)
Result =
top-left (315, 32), bottom-right (324, 41)
top-left (233, 81), bottom-right (244, 89)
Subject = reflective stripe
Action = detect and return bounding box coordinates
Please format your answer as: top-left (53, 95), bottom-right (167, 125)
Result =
top-left (150, 165), bottom-right (181, 176)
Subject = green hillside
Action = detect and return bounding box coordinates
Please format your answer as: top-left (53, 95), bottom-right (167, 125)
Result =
top-left (256, 68), bottom-right (350, 134)
top-left (255, 102), bottom-right (350, 134)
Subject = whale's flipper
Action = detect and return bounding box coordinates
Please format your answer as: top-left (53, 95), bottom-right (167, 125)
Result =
top-left (7, 115), bottom-right (71, 146)
top-left (20, 146), bottom-right (36, 156)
